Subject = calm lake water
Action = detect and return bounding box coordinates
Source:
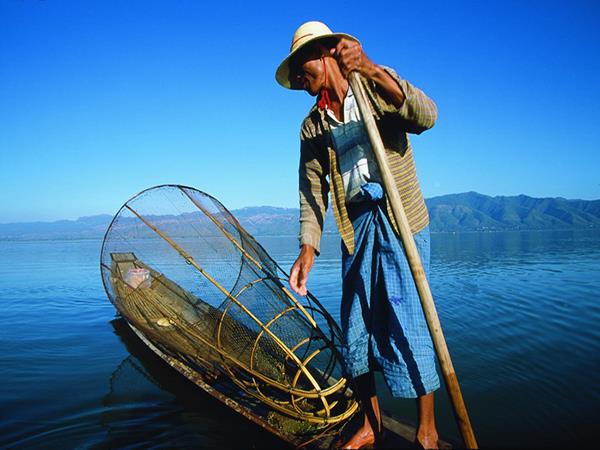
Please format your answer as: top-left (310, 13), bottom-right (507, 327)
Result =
top-left (1, 230), bottom-right (599, 448)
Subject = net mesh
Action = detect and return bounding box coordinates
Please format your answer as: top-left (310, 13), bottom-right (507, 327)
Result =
top-left (100, 185), bottom-right (357, 430)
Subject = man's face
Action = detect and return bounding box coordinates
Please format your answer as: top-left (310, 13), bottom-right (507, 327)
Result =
top-left (289, 44), bottom-right (326, 95)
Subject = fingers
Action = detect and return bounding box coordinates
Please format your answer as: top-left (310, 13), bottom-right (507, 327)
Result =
top-left (289, 263), bottom-right (300, 293)
top-left (331, 38), bottom-right (374, 79)
top-left (289, 246), bottom-right (316, 296)
top-left (289, 260), bottom-right (308, 296)
top-left (331, 38), bottom-right (364, 78)
top-left (297, 267), bottom-right (308, 296)
top-left (333, 37), bottom-right (359, 56)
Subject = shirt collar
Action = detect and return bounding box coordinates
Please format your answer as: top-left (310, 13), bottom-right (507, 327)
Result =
top-left (324, 85), bottom-right (354, 124)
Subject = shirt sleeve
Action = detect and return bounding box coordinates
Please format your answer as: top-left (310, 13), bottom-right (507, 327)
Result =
top-left (368, 66), bottom-right (438, 135)
top-left (298, 122), bottom-right (329, 255)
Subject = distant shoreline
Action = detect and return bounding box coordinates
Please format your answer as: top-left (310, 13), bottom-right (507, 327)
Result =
top-left (2, 227), bottom-right (599, 244)
top-left (1, 192), bottom-right (599, 240)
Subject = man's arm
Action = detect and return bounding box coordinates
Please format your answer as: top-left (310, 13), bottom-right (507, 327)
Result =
top-left (375, 66), bottom-right (438, 134)
top-left (290, 122), bottom-right (329, 296)
top-left (332, 38), bottom-right (437, 134)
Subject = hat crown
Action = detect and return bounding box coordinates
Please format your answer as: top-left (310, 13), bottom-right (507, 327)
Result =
top-left (290, 21), bottom-right (333, 52)
top-left (276, 21), bottom-right (358, 89)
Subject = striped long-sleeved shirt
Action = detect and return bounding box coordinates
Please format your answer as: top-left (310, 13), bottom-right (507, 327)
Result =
top-left (298, 67), bottom-right (437, 255)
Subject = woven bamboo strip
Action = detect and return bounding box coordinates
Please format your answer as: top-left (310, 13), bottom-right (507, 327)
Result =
top-left (180, 186), bottom-right (318, 329)
top-left (111, 257), bottom-right (357, 424)
top-left (124, 206), bottom-right (331, 402)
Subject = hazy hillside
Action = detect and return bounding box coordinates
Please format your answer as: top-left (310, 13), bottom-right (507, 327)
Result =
top-left (426, 192), bottom-right (600, 231)
top-left (0, 215), bottom-right (114, 240)
top-left (1, 193), bottom-right (599, 240)
top-left (232, 206), bottom-right (337, 236)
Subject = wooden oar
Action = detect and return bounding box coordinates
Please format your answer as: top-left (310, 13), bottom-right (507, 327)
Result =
top-left (348, 72), bottom-right (478, 449)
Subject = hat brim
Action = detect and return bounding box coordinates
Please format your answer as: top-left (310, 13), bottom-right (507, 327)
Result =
top-left (275, 32), bottom-right (359, 90)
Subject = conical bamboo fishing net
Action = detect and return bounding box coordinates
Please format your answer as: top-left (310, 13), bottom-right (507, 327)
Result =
top-left (100, 185), bottom-right (358, 430)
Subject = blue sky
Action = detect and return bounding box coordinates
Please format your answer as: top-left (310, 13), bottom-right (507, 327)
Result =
top-left (1, 0), bottom-right (598, 222)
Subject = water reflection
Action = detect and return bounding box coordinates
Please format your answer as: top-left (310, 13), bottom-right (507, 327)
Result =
top-left (1, 230), bottom-right (599, 448)
top-left (100, 319), bottom-right (287, 449)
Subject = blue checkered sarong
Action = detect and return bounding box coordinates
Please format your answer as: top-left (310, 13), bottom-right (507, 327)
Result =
top-left (340, 183), bottom-right (440, 398)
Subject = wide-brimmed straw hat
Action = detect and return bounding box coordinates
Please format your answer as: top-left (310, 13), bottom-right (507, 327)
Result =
top-left (276, 21), bottom-right (359, 90)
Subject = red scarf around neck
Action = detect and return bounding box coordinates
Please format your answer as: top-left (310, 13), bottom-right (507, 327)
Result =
top-left (317, 57), bottom-right (331, 111)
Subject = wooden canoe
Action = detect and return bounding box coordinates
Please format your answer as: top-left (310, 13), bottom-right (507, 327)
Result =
top-left (113, 316), bottom-right (453, 449)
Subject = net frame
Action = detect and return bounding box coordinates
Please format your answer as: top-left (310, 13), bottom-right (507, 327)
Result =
top-left (100, 184), bottom-right (358, 427)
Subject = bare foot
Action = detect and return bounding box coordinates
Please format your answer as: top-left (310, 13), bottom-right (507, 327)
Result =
top-left (339, 425), bottom-right (376, 449)
top-left (415, 431), bottom-right (439, 449)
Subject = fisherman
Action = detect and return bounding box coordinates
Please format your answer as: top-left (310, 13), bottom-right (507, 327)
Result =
top-left (276, 22), bottom-right (440, 449)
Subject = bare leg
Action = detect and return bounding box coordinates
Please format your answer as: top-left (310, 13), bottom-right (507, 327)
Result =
top-left (340, 373), bottom-right (383, 449)
top-left (415, 392), bottom-right (438, 449)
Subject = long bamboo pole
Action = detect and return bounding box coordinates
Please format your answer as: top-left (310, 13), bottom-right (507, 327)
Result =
top-left (348, 72), bottom-right (478, 448)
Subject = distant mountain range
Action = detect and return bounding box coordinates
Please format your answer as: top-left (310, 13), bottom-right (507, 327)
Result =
top-left (1, 192), bottom-right (599, 240)
top-left (427, 192), bottom-right (600, 232)
top-left (0, 214), bottom-right (114, 241)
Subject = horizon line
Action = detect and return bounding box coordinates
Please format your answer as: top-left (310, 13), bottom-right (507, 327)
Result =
top-left (1, 191), bottom-right (599, 226)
